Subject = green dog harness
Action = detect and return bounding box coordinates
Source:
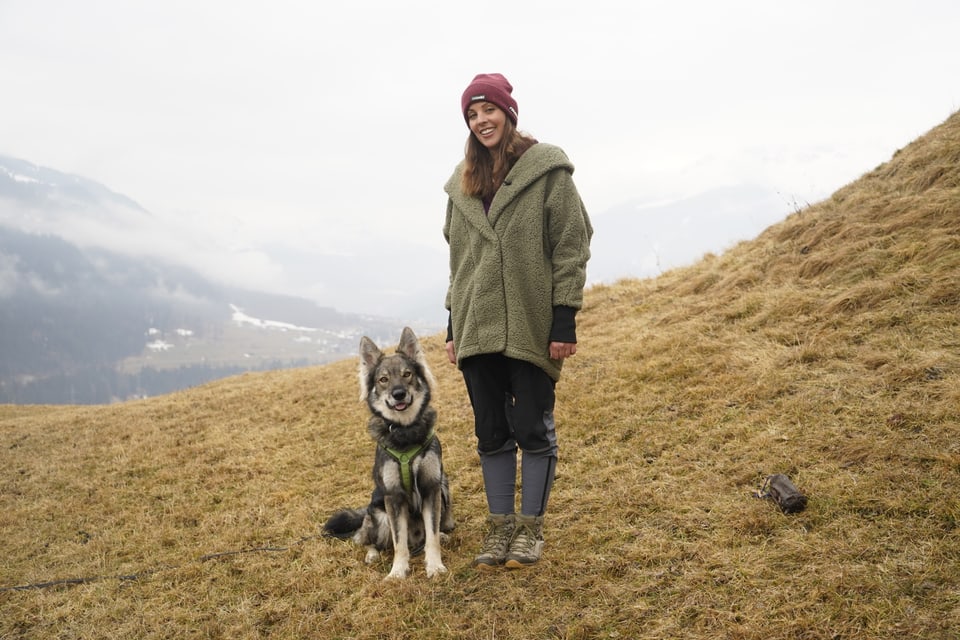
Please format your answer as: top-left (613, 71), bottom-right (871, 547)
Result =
top-left (380, 428), bottom-right (435, 494)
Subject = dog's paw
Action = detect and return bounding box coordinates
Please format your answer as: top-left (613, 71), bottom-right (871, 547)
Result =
top-left (426, 563), bottom-right (448, 578)
top-left (384, 557), bottom-right (410, 580)
top-left (384, 566), bottom-right (409, 580)
top-left (363, 547), bottom-right (380, 565)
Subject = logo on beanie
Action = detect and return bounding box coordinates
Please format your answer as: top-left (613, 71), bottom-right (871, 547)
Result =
top-left (470, 94), bottom-right (486, 102)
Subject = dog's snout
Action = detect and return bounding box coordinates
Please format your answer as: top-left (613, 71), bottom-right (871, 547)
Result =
top-left (391, 387), bottom-right (407, 401)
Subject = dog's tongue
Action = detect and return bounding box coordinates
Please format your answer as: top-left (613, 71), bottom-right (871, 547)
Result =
top-left (394, 402), bottom-right (408, 411)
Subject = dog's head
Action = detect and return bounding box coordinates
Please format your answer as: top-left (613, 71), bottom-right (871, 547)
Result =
top-left (358, 327), bottom-right (436, 426)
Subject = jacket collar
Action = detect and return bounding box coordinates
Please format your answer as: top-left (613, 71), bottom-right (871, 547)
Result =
top-left (444, 143), bottom-right (573, 232)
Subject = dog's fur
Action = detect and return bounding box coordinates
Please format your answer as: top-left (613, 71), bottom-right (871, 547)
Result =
top-left (322, 327), bottom-right (454, 579)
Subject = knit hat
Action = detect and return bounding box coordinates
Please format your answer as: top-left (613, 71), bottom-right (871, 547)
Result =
top-left (461, 73), bottom-right (518, 125)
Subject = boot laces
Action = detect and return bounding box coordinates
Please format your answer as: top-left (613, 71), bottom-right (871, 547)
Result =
top-left (482, 520), bottom-right (513, 553)
top-left (512, 521), bottom-right (538, 549)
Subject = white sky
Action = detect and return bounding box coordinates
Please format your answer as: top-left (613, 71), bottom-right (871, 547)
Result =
top-left (2, 0), bottom-right (958, 316)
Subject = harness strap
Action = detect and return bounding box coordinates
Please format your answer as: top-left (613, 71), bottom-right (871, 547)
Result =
top-left (381, 429), bottom-right (435, 494)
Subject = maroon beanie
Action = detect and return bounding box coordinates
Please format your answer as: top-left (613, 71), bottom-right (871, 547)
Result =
top-left (461, 73), bottom-right (518, 125)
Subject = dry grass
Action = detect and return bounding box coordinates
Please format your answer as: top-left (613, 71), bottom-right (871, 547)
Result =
top-left (3, 112), bottom-right (960, 639)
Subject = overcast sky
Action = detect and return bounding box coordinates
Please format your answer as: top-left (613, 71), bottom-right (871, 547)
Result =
top-left (2, 1), bottom-right (958, 316)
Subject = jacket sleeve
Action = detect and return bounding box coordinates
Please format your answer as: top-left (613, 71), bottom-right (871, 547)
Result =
top-left (544, 168), bottom-right (593, 310)
top-left (442, 197), bottom-right (454, 312)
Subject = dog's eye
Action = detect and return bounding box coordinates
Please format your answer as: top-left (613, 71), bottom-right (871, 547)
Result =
top-left (402, 370), bottom-right (412, 379)
top-left (378, 375), bottom-right (389, 385)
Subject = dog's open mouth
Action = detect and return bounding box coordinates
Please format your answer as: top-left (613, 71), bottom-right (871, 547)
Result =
top-left (391, 401), bottom-right (409, 411)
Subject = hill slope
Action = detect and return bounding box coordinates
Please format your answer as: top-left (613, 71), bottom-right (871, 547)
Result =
top-left (1, 112), bottom-right (958, 639)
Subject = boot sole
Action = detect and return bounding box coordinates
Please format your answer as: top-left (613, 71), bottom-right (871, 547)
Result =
top-left (504, 558), bottom-right (539, 569)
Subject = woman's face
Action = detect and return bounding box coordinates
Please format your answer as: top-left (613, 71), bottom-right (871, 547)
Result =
top-left (466, 101), bottom-right (507, 150)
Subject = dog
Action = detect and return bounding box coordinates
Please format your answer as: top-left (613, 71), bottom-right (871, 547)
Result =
top-left (323, 327), bottom-right (454, 579)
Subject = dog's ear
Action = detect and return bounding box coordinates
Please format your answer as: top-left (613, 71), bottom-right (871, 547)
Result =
top-left (358, 336), bottom-right (382, 401)
top-left (397, 326), bottom-right (437, 390)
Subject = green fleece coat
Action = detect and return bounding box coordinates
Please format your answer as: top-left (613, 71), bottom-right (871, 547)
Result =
top-left (443, 143), bottom-right (593, 381)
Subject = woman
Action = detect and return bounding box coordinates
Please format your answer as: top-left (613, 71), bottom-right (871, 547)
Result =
top-left (443, 73), bottom-right (593, 569)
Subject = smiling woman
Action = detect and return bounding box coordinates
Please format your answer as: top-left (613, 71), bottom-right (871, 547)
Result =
top-left (443, 72), bottom-right (593, 572)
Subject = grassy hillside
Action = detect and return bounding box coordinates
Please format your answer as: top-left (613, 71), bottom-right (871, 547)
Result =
top-left (2, 112), bottom-right (959, 639)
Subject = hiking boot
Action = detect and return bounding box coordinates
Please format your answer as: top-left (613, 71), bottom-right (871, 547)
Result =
top-left (505, 514), bottom-right (544, 568)
top-left (473, 513), bottom-right (515, 570)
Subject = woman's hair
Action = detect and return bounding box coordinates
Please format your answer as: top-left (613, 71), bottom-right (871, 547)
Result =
top-left (460, 118), bottom-right (537, 201)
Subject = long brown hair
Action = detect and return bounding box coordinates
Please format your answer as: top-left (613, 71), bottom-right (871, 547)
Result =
top-left (460, 118), bottom-right (538, 201)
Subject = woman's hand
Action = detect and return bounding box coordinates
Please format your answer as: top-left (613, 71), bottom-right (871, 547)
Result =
top-left (445, 340), bottom-right (457, 364)
top-left (549, 341), bottom-right (577, 360)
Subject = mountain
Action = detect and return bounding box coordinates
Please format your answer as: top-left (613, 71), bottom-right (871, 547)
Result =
top-left (1, 154), bottom-right (450, 323)
top-left (0, 154), bottom-right (148, 214)
top-left (0, 157), bottom-right (438, 403)
top-left (0, 223), bottom-right (423, 403)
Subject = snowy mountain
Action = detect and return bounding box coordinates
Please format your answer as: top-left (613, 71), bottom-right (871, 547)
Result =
top-left (0, 155), bottom-right (148, 215)
top-left (0, 157), bottom-right (435, 403)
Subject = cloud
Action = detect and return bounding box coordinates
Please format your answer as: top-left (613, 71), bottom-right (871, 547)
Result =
top-left (0, 252), bottom-right (19, 298)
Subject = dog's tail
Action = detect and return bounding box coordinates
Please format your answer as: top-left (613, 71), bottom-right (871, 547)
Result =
top-left (322, 508), bottom-right (366, 539)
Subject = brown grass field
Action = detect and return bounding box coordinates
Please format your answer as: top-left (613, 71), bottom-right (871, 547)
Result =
top-left (2, 111), bottom-right (959, 639)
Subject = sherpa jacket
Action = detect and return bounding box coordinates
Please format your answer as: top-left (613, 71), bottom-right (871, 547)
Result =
top-left (443, 143), bottom-right (593, 381)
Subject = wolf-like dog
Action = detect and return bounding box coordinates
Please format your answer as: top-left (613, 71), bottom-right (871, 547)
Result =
top-left (323, 327), bottom-right (454, 579)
